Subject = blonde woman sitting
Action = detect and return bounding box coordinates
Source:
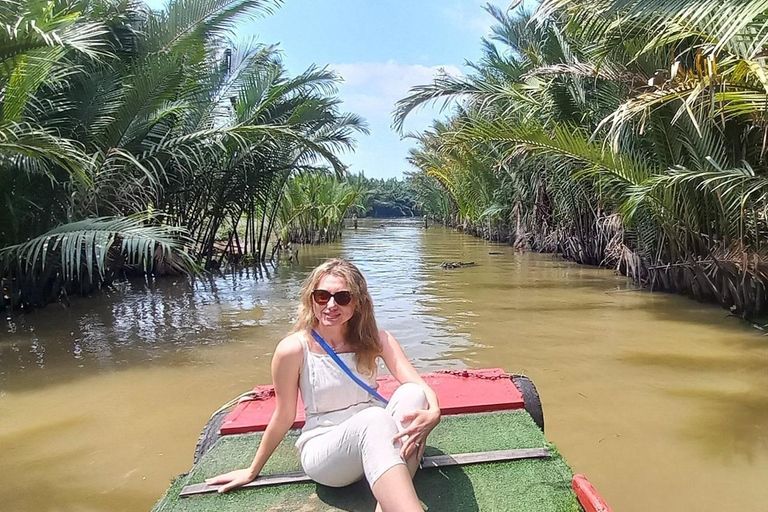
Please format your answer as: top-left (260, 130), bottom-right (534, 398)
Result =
top-left (207, 258), bottom-right (441, 512)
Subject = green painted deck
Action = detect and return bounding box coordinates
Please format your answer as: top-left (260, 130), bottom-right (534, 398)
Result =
top-left (152, 411), bottom-right (581, 512)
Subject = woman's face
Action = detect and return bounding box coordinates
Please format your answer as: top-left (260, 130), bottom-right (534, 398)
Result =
top-left (312, 274), bottom-right (356, 328)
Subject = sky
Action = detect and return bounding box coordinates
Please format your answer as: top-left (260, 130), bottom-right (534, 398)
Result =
top-left (251, 0), bottom-right (516, 179)
top-left (150, 0), bottom-right (521, 178)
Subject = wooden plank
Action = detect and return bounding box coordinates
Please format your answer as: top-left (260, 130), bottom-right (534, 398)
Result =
top-left (419, 447), bottom-right (550, 468)
top-left (180, 471), bottom-right (312, 497)
top-left (180, 447), bottom-right (550, 498)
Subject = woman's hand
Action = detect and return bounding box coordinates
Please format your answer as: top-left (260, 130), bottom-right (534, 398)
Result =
top-left (205, 468), bottom-right (259, 493)
top-left (393, 408), bottom-right (441, 459)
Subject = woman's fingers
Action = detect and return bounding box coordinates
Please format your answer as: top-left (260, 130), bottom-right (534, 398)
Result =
top-left (393, 422), bottom-right (422, 444)
top-left (218, 480), bottom-right (241, 493)
top-left (215, 475), bottom-right (251, 493)
top-left (205, 473), bottom-right (233, 485)
top-left (399, 432), bottom-right (424, 458)
top-left (206, 468), bottom-right (257, 493)
top-left (393, 418), bottom-right (431, 446)
top-left (405, 437), bottom-right (421, 458)
top-left (399, 439), bottom-right (411, 458)
top-left (393, 409), bottom-right (434, 457)
top-left (392, 428), bottom-right (410, 443)
top-left (404, 440), bottom-right (417, 458)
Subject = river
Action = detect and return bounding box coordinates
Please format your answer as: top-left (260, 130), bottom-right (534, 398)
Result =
top-left (1, 218), bottom-right (767, 512)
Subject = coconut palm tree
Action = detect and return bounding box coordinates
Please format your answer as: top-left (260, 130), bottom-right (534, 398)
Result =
top-left (0, 0), bottom-right (366, 309)
top-left (396, 1), bottom-right (768, 317)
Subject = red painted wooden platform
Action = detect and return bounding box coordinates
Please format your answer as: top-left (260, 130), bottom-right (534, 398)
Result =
top-left (220, 368), bottom-right (524, 435)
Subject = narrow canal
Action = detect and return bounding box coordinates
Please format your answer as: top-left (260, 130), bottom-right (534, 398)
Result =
top-left (2, 219), bottom-right (767, 512)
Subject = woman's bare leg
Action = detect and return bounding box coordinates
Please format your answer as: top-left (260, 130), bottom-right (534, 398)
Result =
top-left (374, 446), bottom-right (425, 512)
top-left (371, 463), bottom-right (422, 512)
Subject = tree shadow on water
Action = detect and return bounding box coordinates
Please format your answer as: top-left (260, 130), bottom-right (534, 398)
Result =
top-left (314, 448), bottom-right (479, 512)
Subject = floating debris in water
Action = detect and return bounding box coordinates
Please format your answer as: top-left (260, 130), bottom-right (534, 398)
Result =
top-left (440, 261), bottom-right (476, 270)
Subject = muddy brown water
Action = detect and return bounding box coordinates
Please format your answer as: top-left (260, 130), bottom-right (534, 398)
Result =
top-left (1, 218), bottom-right (767, 512)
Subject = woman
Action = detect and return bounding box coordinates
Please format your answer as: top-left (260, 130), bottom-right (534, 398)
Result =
top-left (206, 258), bottom-right (441, 512)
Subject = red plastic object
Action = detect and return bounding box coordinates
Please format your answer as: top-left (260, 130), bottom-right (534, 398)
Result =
top-left (572, 474), bottom-right (614, 512)
top-left (220, 368), bottom-right (524, 435)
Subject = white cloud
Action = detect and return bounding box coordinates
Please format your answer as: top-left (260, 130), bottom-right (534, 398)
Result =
top-left (440, 1), bottom-right (506, 37)
top-left (325, 61), bottom-right (466, 177)
top-left (330, 61), bottom-right (463, 120)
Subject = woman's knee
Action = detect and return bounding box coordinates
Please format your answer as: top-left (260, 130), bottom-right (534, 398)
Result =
top-left (300, 437), bottom-right (365, 487)
top-left (390, 382), bottom-right (427, 410)
top-left (303, 457), bottom-right (364, 487)
top-left (399, 382), bottom-right (426, 400)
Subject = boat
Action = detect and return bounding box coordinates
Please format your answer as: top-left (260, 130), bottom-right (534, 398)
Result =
top-left (152, 368), bottom-right (613, 512)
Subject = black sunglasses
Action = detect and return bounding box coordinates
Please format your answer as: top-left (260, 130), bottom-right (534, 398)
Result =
top-left (312, 289), bottom-right (353, 306)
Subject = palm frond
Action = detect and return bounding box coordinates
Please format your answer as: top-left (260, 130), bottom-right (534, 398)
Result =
top-left (0, 215), bottom-right (195, 283)
top-left (145, 0), bottom-right (281, 54)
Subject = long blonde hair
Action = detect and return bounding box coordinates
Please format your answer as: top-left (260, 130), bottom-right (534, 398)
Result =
top-left (292, 259), bottom-right (381, 374)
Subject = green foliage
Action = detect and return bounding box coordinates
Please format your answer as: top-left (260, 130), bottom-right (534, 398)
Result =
top-left (347, 173), bottom-right (420, 217)
top-left (405, 170), bottom-right (453, 220)
top-left (276, 173), bottom-right (368, 244)
top-left (398, 1), bottom-right (768, 318)
top-left (0, 0), bottom-right (365, 309)
top-left (1, 215), bottom-right (194, 283)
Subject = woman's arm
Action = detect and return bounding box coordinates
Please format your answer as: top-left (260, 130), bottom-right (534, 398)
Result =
top-left (205, 334), bottom-right (303, 493)
top-left (379, 329), bottom-right (440, 458)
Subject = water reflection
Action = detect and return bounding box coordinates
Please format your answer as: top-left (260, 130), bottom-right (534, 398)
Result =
top-left (340, 219), bottom-right (471, 368)
top-left (2, 272), bottom-right (300, 392)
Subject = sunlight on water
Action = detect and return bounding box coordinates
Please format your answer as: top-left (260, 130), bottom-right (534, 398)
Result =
top-left (2, 218), bottom-right (767, 512)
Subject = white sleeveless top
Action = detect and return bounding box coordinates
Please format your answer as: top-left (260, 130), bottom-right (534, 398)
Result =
top-left (295, 334), bottom-right (381, 450)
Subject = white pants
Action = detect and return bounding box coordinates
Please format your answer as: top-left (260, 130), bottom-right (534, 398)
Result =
top-left (300, 382), bottom-right (428, 488)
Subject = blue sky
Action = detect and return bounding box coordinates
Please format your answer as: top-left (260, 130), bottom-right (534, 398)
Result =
top-left (252, 0), bottom-right (514, 179)
top-left (151, 0), bottom-right (519, 178)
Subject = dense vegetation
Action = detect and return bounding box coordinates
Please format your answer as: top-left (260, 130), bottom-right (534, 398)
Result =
top-left (348, 174), bottom-right (420, 217)
top-left (225, 172), bottom-right (419, 260)
top-left (0, 0), bottom-right (366, 310)
top-left (276, 173), bottom-right (368, 245)
top-left (398, 0), bottom-right (768, 319)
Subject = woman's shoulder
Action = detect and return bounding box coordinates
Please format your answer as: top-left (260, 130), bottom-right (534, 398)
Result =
top-left (274, 332), bottom-right (306, 359)
top-left (377, 328), bottom-right (400, 348)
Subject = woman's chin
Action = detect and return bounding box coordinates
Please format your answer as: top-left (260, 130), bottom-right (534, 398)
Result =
top-left (320, 315), bottom-right (343, 326)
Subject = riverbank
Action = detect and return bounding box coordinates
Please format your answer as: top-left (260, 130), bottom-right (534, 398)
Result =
top-left (427, 215), bottom-right (763, 324)
top-left (400, 3), bottom-right (768, 323)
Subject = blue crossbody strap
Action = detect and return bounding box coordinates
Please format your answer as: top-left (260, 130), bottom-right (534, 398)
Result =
top-left (310, 330), bottom-right (389, 405)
